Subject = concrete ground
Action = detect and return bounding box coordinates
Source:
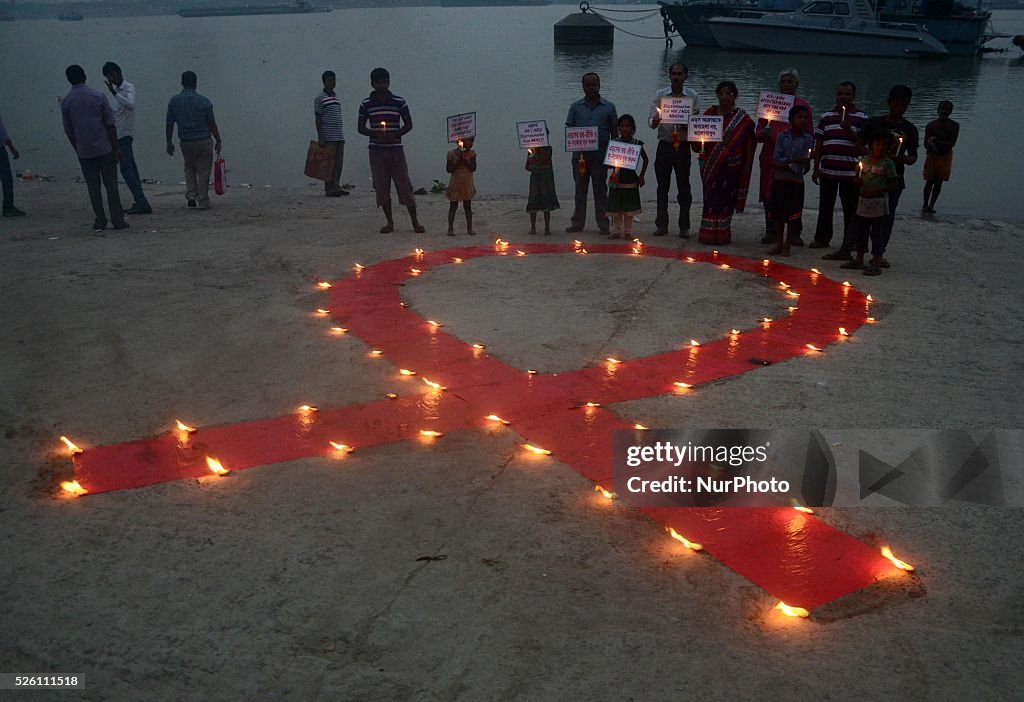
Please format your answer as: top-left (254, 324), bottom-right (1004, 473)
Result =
top-left (1, 181), bottom-right (1022, 701)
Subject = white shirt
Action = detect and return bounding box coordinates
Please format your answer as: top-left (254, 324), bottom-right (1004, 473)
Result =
top-left (649, 85), bottom-right (701, 144)
top-left (108, 79), bottom-right (136, 139)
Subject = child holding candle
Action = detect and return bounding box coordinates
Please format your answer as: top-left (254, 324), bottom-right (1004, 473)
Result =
top-left (841, 133), bottom-right (898, 276)
top-left (526, 141), bottom-right (559, 235)
top-left (605, 114), bottom-right (648, 240)
top-left (445, 137), bottom-right (477, 236)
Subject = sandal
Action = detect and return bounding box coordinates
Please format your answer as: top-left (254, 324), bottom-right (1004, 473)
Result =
top-left (839, 260), bottom-right (865, 270)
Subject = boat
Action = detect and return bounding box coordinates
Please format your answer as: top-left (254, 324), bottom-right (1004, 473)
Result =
top-left (706, 0), bottom-right (949, 56)
top-left (660, 0), bottom-right (997, 55)
top-left (58, 14), bottom-right (84, 21)
top-left (178, 1), bottom-right (331, 18)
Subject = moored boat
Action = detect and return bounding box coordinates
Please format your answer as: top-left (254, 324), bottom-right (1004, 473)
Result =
top-left (178, 1), bottom-right (331, 18)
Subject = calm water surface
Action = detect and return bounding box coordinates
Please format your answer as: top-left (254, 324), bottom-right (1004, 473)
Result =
top-left (2, 8), bottom-right (1022, 219)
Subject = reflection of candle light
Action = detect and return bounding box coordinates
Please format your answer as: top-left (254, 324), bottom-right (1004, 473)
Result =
top-left (866, 317), bottom-right (876, 323)
top-left (720, 264), bottom-right (730, 270)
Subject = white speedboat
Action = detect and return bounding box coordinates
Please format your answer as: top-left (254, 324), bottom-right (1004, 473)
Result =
top-left (706, 0), bottom-right (949, 57)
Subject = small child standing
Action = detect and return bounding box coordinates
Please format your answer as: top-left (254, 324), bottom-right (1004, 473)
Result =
top-left (842, 134), bottom-right (898, 276)
top-left (526, 144), bottom-right (559, 235)
top-left (446, 137), bottom-right (477, 236)
top-left (605, 114), bottom-right (648, 240)
top-left (768, 104), bottom-right (814, 257)
top-left (922, 100), bottom-right (959, 215)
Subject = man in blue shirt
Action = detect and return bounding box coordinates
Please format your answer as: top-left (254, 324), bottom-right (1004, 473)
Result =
top-left (166, 71), bottom-right (222, 210)
top-left (565, 73), bottom-right (618, 235)
top-left (60, 64), bottom-right (126, 232)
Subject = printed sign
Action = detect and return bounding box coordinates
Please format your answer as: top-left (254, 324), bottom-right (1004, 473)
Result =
top-left (603, 141), bottom-right (643, 171)
top-left (516, 120), bottom-right (549, 149)
top-left (658, 96), bottom-right (695, 126)
top-left (757, 91), bottom-right (796, 123)
top-left (565, 126), bottom-right (599, 153)
top-left (688, 116), bottom-right (724, 144)
top-left (447, 112), bottom-right (476, 143)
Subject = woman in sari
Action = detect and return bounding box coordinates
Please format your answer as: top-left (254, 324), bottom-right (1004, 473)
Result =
top-left (694, 81), bottom-right (755, 245)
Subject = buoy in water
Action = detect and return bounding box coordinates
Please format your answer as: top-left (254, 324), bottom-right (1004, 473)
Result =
top-left (554, 2), bottom-right (613, 46)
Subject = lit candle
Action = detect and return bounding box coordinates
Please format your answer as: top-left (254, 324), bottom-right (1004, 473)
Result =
top-left (840, 105), bottom-right (846, 121)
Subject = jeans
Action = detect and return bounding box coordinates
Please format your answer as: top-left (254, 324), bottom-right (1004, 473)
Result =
top-left (79, 152), bottom-right (124, 227)
top-left (653, 140), bottom-right (693, 232)
top-left (570, 152), bottom-right (609, 232)
top-left (0, 147), bottom-right (13, 209)
top-left (117, 136), bottom-right (149, 209)
top-left (814, 177), bottom-right (858, 248)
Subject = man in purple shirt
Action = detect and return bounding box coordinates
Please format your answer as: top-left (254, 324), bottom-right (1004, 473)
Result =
top-left (61, 64), bottom-right (127, 232)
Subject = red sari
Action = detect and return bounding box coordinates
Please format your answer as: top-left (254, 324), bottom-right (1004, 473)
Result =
top-left (697, 106), bottom-right (755, 244)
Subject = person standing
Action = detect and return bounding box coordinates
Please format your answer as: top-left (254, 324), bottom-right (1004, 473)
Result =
top-left (60, 64), bottom-right (127, 232)
top-left (0, 111), bottom-right (25, 217)
top-left (922, 100), bottom-right (959, 215)
top-left (165, 71), bottom-right (222, 210)
top-left (356, 67), bottom-right (424, 233)
top-left (102, 61), bottom-right (152, 214)
top-left (565, 72), bottom-right (617, 235)
top-left (813, 81), bottom-right (867, 258)
top-left (755, 68), bottom-right (812, 245)
top-left (869, 84), bottom-right (918, 269)
top-left (648, 62), bottom-right (699, 238)
top-left (314, 70), bottom-right (347, 197)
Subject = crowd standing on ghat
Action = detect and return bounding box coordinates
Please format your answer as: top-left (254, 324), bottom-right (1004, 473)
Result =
top-left (0, 62), bottom-right (962, 277)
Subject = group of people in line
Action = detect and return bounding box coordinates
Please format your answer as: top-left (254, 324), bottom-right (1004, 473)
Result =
top-left (1, 62), bottom-right (961, 275)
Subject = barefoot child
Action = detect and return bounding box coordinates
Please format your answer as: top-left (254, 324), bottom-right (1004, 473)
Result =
top-left (605, 114), bottom-right (648, 240)
top-left (446, 137), bottom-right (477, 236)
top-left (841, 134), bottom-right (897, 276)
top-left (922, 100), bottom-right (959, 215)
top-left (768, 104), bottom-right (814, 257)
top-left (526, 143), bottom-right (559, 235)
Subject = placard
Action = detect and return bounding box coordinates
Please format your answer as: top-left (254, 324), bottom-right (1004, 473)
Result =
top-left (688, 116), bottom-right (724, 144)
top-left (756, 91), bottom-right (796, 123)
top-left (603, 141), bottom-right (642, 171)
top-left (658, 96), bottom-right (695, 126)
top-left (516, 120), bottom-right (549, 149)
top-left (565, 126), bottom-right (599, 153)
top-left (447, 112), bottom-right (476, 143)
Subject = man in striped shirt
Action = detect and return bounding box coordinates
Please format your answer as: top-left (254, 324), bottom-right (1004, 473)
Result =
top-left (315, 70), bottom-right (347, 197)
top-left (811, 81), bottom-right (866, 257)
top-left (357, 67), bottom-right (424, 234)
top-left (165, 71), bottom-right (222, 210)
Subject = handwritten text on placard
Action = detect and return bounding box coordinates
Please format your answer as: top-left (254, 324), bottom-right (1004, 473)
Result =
top-left (757, 91), bottom-right (796, 123)
top-left (603, 141), bottom-right (643, 171)
top-left (565, 126), bottom-right (599, 153)
top-left (517, 120), bottom-right (549, 149)
top-left (447, 112), bottom-right (477, 142)
top-left (659, 96), bottom-right (695, 125)
top-left (688, 116), bottom-right (724, 143)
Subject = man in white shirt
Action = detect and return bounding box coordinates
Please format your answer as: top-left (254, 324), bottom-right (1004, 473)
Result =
top-left (102, 61), bottom-right (151, 214)
top-left (648, 63), bottom-right (700, 238)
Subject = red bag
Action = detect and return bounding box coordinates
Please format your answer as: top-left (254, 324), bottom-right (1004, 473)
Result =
top-left (214, 156), bottom-right (227, 195)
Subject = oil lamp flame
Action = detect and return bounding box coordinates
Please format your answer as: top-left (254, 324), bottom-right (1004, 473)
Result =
top-left (410, 268), bottom-right (422, 276)
top-left (370, 349), bottom-right (383, 356)
top-left (806, 344), bottom-right (821, 352)
top-left (523, 443), bottom-right (552, 455)
top-left (881, 546), bottom-right (915, 572)
top-left (762, 258), bottom-right (770, 265)
top-left (866, 294), bottom-right (874, 302)
top-left (526, 369), bottom-right (538, 375)
top-left (811, 268), bottom-right (821, 274)
top-left (422, 378), bottom-right (446, 391)
top-left (762, 317), bottom-right (773, 323)
top-left (674, 382), bottom-right (693, 389)
top-left (419, 429), bottom-right (443, 438)
top-left (839, 327), bottom-right (849, 336)
top-left (842, 280), bottom-right (852, 287)
top-left (472, 343), bottom-right (486, 349)
top-left (317, 281), bottom-right (332, 289)
top-left (386, 393), bottom-right (398, 399)
top-left (297, 405), bottom-right (319, 413)
top-left (206, 456), bottom-right (229, 475)
top-left (399, 369), bottom-right (417, 376)
top-left (787, 290), bottom-right (800, 297)
top-left (634, 423), bottom-right (649, 430)
top-left (775, 602), bottom-right (810, 618)
top-left (329, 441), bottom-right (354, 453)
top-left (427, 320), bottom-right (443, 328)
top-left (175, 419), bottom-right (197, 433)
top-left (59, 436), bottom-right (83, 455)
top-left (516, 250), bottom-right (527, 257)
top-left (685, 257), bottom-right (696, 263)
top-left (720, 264), bottom-right (730, 270)
top-left (578, 248), bottom-right (589, 255)
top-left (316, 308), bottom-right (330, 315)
top-left (866, 317), bottom-right (876, 323)
top-left (605, 357), bottom-right (622, 365)
top-left (414, 248), bottom-right (424, 255)
top-left (572, 240), bottom-right (583, 248)
top-left (354, 263), bottom-right (365, 271)
top-left (793, 504), bottom-right (815, 514)
top-left (667, 527), bottom-right (703, 551)
top-left (779, 282), bottom-right (790, 289)
top-left (485, 414), bottom-right (511, 425)
top-left (331, 327), bottom-right (348, 334)
top-left (690, 339), bottom-right (701, 347)
top-left (453, 257), bottom-right (464, 264)
top-left (730, 329), bottom-right (741, 335)
top-left (583, 402), bottom-right (601, 408)
top-left (595, 484), bottom-right (618, 500)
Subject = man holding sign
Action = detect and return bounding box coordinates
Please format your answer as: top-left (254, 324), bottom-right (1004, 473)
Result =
top-left (755, 69), bottom-right (812, 245)
top-left (648, 63), bottom-right (699, 238)
top-left (565, 72), bottom-right (618, 235)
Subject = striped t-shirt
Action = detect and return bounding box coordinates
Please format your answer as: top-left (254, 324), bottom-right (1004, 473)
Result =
top-left (166, 88), bottom-right (215, 143)
top-left (314, 90), bottom-right (344, 142)
top-left (815, 105), bottom-right (867, 182)
top-left (358, 91), bottom-right (410, 149)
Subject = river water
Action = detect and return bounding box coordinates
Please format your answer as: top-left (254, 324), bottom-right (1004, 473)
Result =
top-left (2, 7), bottom-right (1022, 219)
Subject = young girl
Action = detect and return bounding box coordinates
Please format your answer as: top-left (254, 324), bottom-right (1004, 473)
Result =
top-left (605, 114), bottom-right (648, 240)
top-left (526, 143), bottom-right (559, 235)
top-left (842, 134), bottom-right (897, 276)
top-left (446, 137), bottom-right (477, 236)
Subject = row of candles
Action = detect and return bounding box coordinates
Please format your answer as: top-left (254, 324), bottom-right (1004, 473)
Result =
top-left (56, 241), bottom-right (899, 619)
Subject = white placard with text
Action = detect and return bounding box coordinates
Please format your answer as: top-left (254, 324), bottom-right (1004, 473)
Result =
top-left (603, 141), bottom-right (642, 171)
top-left (756, 91), bottom-right (795, 123)
top-left (688, 116), bottom-right (724, 143)
top-left (565, 126), bottom-right (599, 153)
top-left (447, 112), bottom-right (477, 143)
top-left (658, 96), bottom-right (696, 126)
top-left (517, 120), bottom-right (549, 149)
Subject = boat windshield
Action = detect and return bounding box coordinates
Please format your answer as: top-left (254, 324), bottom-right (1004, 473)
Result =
top-left (802, 1), bottom-right (836, 14)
